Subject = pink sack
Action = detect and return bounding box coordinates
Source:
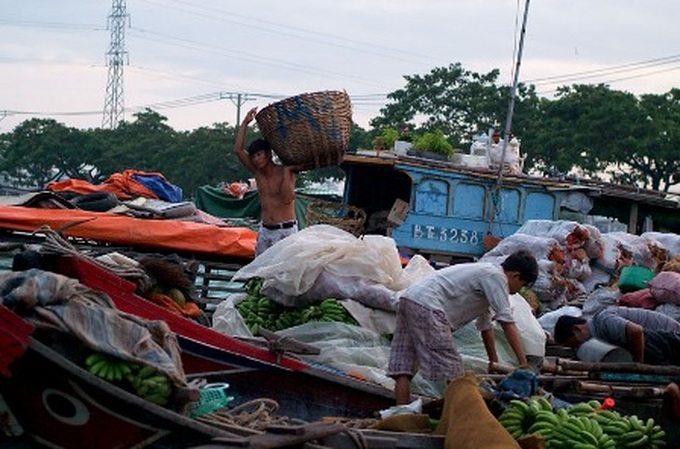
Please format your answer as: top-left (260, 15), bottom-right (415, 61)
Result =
top-left (648, 271), bottom-right (680, 305)
top-left (618, 288), bottom-right (658, 310)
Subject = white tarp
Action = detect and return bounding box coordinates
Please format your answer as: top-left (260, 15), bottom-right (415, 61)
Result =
top-left (232, 224), bottom-right (434, 308)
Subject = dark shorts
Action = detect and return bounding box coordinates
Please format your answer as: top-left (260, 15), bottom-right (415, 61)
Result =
top-left (386, 298), bottom-right (463, 382)
top-left (644, 330), bottom-right (680, 366)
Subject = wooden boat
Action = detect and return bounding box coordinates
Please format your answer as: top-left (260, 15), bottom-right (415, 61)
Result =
top-left (0, 304), bottom-right (237, 449)
top-left (0, 303), bottom-right (380, 449)
top-left (50, 254), bottom-right (399, 421)
top-left (338, 151), bottom-right (680, 263)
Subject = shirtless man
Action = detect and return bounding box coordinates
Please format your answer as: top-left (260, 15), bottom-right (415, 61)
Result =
top-left (234, 107), bottom-right (299, 256)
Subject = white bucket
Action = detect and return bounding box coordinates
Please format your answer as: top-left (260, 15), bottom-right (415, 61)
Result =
top-left (577, 338), bottom-right (633, 363)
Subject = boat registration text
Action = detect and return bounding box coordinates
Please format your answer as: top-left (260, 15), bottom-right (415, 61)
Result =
top-left (412, 225), bottom-right (480, 246)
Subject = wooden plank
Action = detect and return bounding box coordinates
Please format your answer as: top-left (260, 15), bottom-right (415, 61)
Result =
top-left (558, 359), bottom-right (680, 375)
top-left (197, 261), bottom-right (246, 301)
top-left (246, 422), bottom-right (346, 449)
top-left (591, 371), bottom-right (675, 385)
top-left (265, 424), bottom-right (306, 435)
top-left (358, 430), bottom-right (444, 449)
top-left (257, 328), bottom-right (321, 356)
top-left (577, 381), bottom-right (665, 398)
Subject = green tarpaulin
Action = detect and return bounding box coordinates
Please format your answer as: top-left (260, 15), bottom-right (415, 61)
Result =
top-left (194, 185), bottom-right (311, 228)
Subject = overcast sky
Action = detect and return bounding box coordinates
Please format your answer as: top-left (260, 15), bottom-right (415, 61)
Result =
top-left (1, 0), bottom-right (678, 134)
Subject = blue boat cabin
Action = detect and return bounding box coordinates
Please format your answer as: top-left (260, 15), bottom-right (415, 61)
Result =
top-left (340, 153), bottom-right (680, 264)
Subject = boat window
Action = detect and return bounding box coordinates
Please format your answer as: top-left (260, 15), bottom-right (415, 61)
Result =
top-left (525, 191), bottom-right (556, 220)
top-left (414, 178), bottom-right (449, 215)
top-left (495, 188), bottom-right (520, 223)
top-left (453, 182), bottom-right (485, 219)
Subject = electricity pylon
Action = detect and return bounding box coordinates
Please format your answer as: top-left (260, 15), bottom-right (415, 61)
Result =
top-left (102, 0), bottom-right (130, 129)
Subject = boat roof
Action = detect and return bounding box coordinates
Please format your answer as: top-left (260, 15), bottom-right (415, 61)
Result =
top-left (342, 152), bottom-right (680, 210)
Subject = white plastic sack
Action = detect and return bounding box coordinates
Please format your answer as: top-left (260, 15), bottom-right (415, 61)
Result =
top-left (537, 306), bottom-right (582, 338)
top-left (515, 219), bottom-right (604, 261)
top-left (565, 253), bottom-right (592, 281)
top-left (560, 192), bottom-right (594, 214)
top-left (211, 292), bottom-right (253, 338)
top-left (233, 225), bottom-right (433, 307)
top-left (581, 286), bottom-right (621, 318)
top-left (489, 139), bottom-right (522, 174)
top-left (482, 234), bottom-right (561, 261)
top-left (279, 270), bottom-right (400, 310)
top-left (278, 321), bottom-right (443, 397)
top-left (582, 264), bottom-right (614, 294)
top-left (605, 232), bottom-right (668, 271)
top-left (642, 232), bottom-right (680, 259)
top-left (340, 299), bottom-right (397, 335)
top-left (532, 259), bottom-right (567, 310)
top-left (497, 293), bottom-right (547, 358)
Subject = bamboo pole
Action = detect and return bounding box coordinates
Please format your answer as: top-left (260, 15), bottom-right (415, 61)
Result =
top-left (558, 359), bottom-right (680, 376)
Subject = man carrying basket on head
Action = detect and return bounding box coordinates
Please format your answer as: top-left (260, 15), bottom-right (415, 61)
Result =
top-left (234, 107), bottom-right (300, 257)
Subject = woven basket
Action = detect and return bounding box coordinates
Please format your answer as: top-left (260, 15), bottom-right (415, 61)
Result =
top-left (255, 91), bottom-right (352, 170)
top-left (188, 383), bottom-right (234, 418)
top-left (305, 199), bottom-right (366, 236)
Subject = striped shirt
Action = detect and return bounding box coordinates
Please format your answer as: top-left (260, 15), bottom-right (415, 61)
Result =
top-left (588, 306), bottom-right (680, 346)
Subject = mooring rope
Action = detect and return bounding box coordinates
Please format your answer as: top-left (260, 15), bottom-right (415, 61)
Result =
top-left (196, 398), bottom-right (372, 448)
top-left (196, 398), bottom-right (300, 431)
top-left (34, 225), bottom-right (153, 291)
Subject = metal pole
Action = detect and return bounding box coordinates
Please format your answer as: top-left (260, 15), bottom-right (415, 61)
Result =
top-left (488, 0), bottom-right (531, 234)
top-left (235, 93), bottom-right (243, 126)
top-left (496, 0), bottom-right (531, 183)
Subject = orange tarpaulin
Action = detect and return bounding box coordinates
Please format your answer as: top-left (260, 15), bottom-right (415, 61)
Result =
top-left (0, 206), bottom-right (257, 259)
top-left (47, 170), bottom-right (162, 200)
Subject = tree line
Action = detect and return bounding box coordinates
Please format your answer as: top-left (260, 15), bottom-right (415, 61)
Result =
top-left (1, 62), bottom-right (678, 199)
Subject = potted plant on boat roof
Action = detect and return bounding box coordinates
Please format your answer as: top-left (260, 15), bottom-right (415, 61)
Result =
top-left (373, 127), bottom-right (401, 152)
top-left (409, 129), bottom-right (455, 161)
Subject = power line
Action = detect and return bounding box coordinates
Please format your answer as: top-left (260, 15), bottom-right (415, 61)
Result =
top-left (3, 15), bottom-right (677, 99)
top-left (2, 91), bottom-right (391, 120)
top-left (127, 27), bottom-right (396, 90)
top-left (527, 54), bottom-right (680, 86)
top-left (0, 18), bottom-right (102, 30)
top-left (137, 0), bottom-right (445, 67)
top-left (533, 61), bottom-right (680, 97)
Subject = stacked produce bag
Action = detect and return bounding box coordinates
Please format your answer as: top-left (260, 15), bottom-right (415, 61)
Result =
top-left (482, 220), bottom-right (680, 315)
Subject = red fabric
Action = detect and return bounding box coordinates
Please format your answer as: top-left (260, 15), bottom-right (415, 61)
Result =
top-left (0, 305), bottom-right (35, 377)
top-left (618, 288), bottom-right (659, 310)
top-left (47, 170), bottom-right (161, 200)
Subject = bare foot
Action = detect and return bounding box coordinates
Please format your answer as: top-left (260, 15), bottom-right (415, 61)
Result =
top-left (662, 382), bottom-right (680, 421)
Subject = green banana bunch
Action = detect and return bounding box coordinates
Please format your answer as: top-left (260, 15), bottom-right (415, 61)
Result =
top-left (236, 289), bottom-right (284, 334)
top-left (85, 352), bottom-right (140, 384)
top-left (317, 298), bottom-right (358, 325)
top-left (593, 412), bottom-right (666, 449)
top-left (567, 402), bottom-right (666, 449)
top-left (85, 353), bottom-right (173, 406)
top-left (244, 278), bottom-right (264, 297)
top-left (498, 396), bottom-right (666, 449)
top-left (567, 399), bottom-right (602, 417)
top-left (127, 364), bottom-right (173, 406)
top-left (547, 414), bottom-right (615, 449)
top-left (236, 287), bottom-right (358, 333)
top-left (498, 397), bottom-right (553, 439)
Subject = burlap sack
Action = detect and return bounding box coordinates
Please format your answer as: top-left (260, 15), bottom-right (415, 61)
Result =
top-left (369, 413), bottom-right (432, 433)
top-left (435, 372), bottom-right (520, 449)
